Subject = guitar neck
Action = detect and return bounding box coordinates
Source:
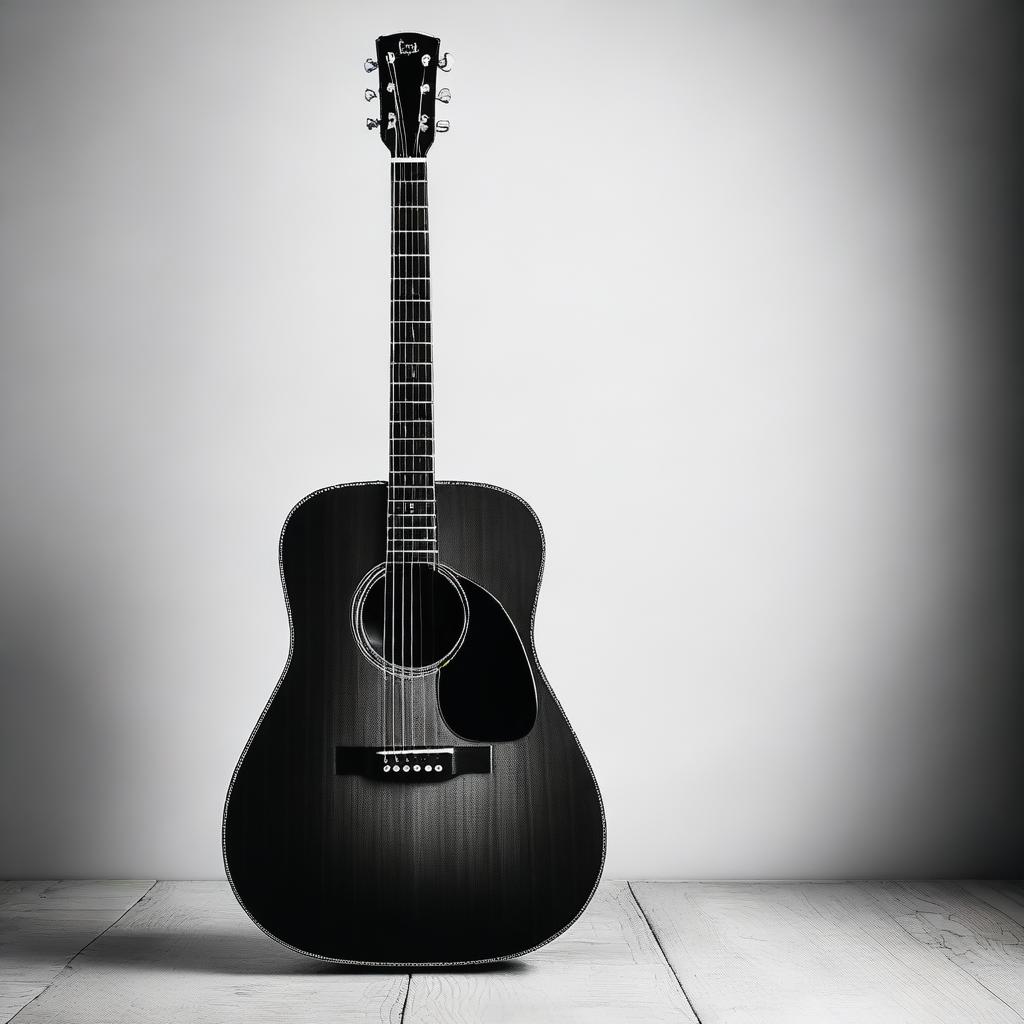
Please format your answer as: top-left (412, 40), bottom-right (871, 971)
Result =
top-left (388, 158), bottom-right (437, 566)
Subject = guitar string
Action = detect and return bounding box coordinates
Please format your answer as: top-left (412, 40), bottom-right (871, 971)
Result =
top-left (414, 58), bottom-right (428, 758)
top-left (422, 158), bottom-right (437, 749)
top-left (420, 157), bottom-right (429, 750)
top-left (380, 153), bottom-right (387, 761)
top-left (404, 168), bottom-right (413, 756)
top-left (413, 159), bottom-right (425, 753)
top-left (390, 56), bottom-right (410, 758)
top-left (387, 54), bottom-right (405, 758)
top-left (385, 157), bottom-right (395, 761)
top-left (414, 58), bottom-right (427, 755)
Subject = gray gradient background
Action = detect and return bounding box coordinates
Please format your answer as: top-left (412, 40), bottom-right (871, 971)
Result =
top-left (1, 0), bottom-right (1020, 879)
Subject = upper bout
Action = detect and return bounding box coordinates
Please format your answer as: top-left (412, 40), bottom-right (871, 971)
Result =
top-left (435, 481), bottom-right (545, 631)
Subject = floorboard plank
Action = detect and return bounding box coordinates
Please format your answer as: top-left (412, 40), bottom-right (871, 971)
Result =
top-left (0, 880), bottom-right (154, 1024)
top-left (867, 881), bottom-right (1024, 1016)
top-left (633, 881), bottom-right (1024, 1024)
top-left (964, 882), bottom-right (1024, 930)
top-left (8, 882), bottom-right (407, 1024)
top-left (402, 881), bottom-right (697, 1024)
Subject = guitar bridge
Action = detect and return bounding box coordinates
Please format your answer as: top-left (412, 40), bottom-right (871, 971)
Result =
top-left (335, 745), bottom-right (491, 782)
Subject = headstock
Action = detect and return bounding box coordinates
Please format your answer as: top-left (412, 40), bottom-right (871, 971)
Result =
top-left (364, 32), bottom-right (451, 158)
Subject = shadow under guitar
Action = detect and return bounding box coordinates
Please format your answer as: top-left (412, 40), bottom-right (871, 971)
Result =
top-left (64, 929), bottom-right (530, 976)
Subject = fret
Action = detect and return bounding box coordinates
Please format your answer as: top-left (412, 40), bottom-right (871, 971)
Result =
top-left (387, 163), bottom-right (436, 545)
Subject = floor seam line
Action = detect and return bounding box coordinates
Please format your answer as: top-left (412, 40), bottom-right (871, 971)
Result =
top-left (627, 880), bottom-right (704, 1024)
top-left (8, 880), bottom-right (158, 1023)
top-left (398, 972), bottom-right (412, 1023)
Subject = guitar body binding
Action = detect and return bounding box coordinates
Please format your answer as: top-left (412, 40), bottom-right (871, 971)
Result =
top-left (222, 480), bottom-right (606, 965)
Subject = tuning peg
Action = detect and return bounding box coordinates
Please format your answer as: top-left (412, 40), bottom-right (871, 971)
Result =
top-left (364, 89), bottom-right (377, 102)
top-left (437, 88), bottom-right (451, 104)
top-left (363, 57), bottom-right (377, 73)
top-left (435, 120), bottom-right (450, 133)
top-left (438, 52), bottom-right (452, 72)
top-left (366, 118), bottom-right (380, 130)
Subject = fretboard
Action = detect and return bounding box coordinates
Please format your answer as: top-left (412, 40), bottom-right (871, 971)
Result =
top-left (388, 160), bottom-right (436, 565)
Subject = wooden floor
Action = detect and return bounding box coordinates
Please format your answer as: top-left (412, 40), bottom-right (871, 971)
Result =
top-left (1, 881), bottom-right (1022, 1023)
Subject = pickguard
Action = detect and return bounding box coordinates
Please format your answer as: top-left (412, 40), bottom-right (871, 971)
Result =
top-left (437, 574), bottom-right (537, 742)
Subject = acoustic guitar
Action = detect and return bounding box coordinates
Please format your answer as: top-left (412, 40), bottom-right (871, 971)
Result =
top-left (223, 31), bottom-right (605, 966)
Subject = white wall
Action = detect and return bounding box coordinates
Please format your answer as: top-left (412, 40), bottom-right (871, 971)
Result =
top-left (1, 0), bottom-right (1020, 879)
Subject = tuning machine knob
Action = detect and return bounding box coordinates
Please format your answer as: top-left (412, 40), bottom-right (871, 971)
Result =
top-left (437, 88), bottom-right (451, 104)
top-left (364, 89), bottom-right (377, 102)
top-left (438, 52), bottom-right (452, 72)
top-left (363, 57), bottom-right (378, 73)
top-left (435, 119), bottom-right (451, 133)
top-left (366, 118), bottom-right (380, 130)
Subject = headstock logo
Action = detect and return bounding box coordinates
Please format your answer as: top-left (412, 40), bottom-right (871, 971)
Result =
top-left (398, 39), bottom-right (419, 55)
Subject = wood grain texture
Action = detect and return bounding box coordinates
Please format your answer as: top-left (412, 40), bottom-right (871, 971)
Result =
top-left (223, 481), bottom-right (605, 964)
top-left (0, 880), bottom-right (153, 1023)
top-left (5, 880), bottom-right (1023, 1022)
top-left (965, 881), bottom-right (1024, 929)
top-left (402, 881), bottom-right (698, 1024)
top-left (9, 881), bottom-right (407, 1024)
top-left (632, 881), bottom-right (1024, 1024)
top-left (867, 881), bottom-right (1024, 1016)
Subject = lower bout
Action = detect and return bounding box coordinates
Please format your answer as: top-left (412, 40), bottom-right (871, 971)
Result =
top-left (226, 771), bottom-right (604, 965)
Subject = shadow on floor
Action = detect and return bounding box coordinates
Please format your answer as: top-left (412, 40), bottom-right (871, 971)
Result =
top-left (54, 930), bottom-right (531, 976)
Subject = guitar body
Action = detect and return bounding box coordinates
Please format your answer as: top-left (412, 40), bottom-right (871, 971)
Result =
top-left (223, 480), bottom-right (606, 965)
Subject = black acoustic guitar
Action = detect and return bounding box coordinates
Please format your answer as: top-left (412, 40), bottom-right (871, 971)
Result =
top-left (223, 31), bottom-right (605, 966)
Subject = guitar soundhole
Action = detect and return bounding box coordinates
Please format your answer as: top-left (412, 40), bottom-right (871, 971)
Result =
top-left (351, 563), bottom-right (469, 675)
